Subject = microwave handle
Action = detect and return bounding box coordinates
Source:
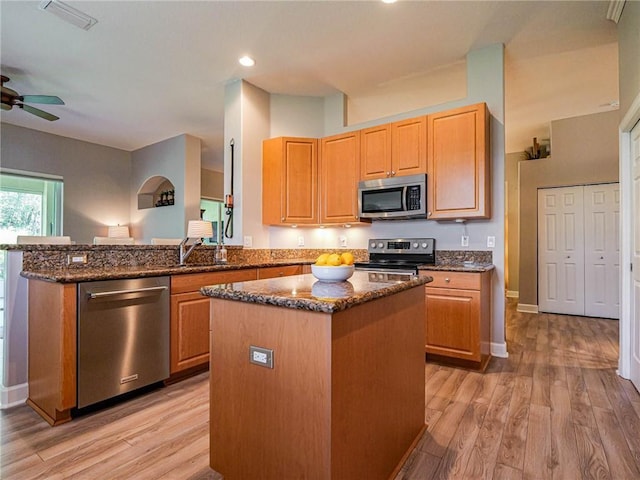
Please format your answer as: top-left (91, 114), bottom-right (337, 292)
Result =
top-left (401, 186), bottom-right (408, 211)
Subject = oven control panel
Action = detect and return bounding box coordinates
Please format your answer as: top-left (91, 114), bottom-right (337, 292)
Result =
top-left (367, 238), bottom-right (435, 254)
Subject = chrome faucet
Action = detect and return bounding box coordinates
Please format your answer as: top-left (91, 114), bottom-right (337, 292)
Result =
top-left (178, 237), bottom-right (202, 266)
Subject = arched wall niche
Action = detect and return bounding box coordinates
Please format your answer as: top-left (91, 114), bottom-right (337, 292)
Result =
top-left (137, 175), bottom-right (175, 209)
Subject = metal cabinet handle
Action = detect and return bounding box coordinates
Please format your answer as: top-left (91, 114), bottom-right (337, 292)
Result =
top-left (445, 278), bottom-right (450, 283)
top-left (391, 170), bottom-right (396, 176)
top-left (600, 256), bottom-right (604, 260)
top-left (386, 171), bottom-right (391, 177)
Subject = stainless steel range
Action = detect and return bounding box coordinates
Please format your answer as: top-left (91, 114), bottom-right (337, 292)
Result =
top-left (355, 238), bottom-right (435, 281)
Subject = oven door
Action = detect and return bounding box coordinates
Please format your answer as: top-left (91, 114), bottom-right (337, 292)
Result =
top-left (354, 265), bottom-right (417, 282)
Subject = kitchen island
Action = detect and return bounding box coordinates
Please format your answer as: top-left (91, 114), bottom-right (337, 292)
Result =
top-left (201, 271), bottom-right (431, 480)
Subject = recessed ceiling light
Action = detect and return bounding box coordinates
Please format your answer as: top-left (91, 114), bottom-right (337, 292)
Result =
top-left (238, 56), bottom-right (255, 67)
top-left (382, 0), bottom-right (398, 4)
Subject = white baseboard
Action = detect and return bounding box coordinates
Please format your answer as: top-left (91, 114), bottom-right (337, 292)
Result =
top-left (491, 342), bottom-right (509, 358)
top-left (506, 290), bottom-right (519, 298)
top-left (517, 303), bottom-right (539, 314)
top-left (0, 382), bottom-right (28, 409)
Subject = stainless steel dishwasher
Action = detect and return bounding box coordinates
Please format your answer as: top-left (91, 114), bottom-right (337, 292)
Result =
top-left (77, 276), bottom-right (170, 409)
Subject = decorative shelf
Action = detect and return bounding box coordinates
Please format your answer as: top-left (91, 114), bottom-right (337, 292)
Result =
top-left (137, 176), bottom-right (175, 209)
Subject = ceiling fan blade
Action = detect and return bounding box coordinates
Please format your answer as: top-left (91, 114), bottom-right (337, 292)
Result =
top-left (1, 103), bottom-right (12, 111)
top-left (19, 103), bottom-right (59, 121)
top-left (1, 85), bottom-right (19, 97)
top-left (20, 95), bottom-right (65, 105)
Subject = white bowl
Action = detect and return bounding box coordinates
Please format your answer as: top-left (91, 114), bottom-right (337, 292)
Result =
top-left (311, 264), bottom-right (355, 282)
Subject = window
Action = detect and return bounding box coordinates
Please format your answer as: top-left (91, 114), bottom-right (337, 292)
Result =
top-left (200, 198), bottom-right (223, 244)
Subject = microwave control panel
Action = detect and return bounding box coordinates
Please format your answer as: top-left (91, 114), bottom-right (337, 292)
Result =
top-left (406, 185), bottom-right (422, 210)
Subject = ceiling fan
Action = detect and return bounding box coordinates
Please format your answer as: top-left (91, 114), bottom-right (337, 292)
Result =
top-left (1, 75), bottom-right (65, 121)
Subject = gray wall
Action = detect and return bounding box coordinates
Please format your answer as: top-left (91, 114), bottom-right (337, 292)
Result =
top-left (518, 110), bottom-right (619, 307)
top-left (0, 124), bottom-right (131, 244)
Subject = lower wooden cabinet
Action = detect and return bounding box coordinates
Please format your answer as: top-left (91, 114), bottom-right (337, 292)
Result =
top-left (170, 269), bottom-right (258, 374)
top-left (170, 266), bottom-right (305, 374)
top-left (422, 270), bottom-right (492, 369)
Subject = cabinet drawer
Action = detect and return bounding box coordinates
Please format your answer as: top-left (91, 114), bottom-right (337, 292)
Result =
top-left (257, 265), bottom-right (302, 279)
top-left (171, 269), bottom-right (258, 294)
top-left (422, 271), bottom-right (480, 290)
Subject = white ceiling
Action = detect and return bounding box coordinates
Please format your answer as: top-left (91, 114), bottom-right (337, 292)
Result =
top-left (0, 1), bottom-right (619, 171)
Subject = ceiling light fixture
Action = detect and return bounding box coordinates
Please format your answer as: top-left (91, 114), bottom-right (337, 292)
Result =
top-left (238, 56), bottom-right (255, 67)
top-left (39, 0), bottom-right (98, 30)
top-left (382, 0), bottom-right (398, 4)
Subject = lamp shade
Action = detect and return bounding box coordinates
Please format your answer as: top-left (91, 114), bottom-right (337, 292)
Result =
top-left (107, 225), bottom-right (130, 238)
top-left (187, 220), bottom-right (213, 238)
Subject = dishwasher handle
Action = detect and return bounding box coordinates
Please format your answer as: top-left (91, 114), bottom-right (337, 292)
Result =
top-left (87, 285), bottom-right (168, 299)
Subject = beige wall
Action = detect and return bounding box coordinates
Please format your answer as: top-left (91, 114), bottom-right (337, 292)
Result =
top-left (201, 168), bottom-right (223, 200)
top-left (518, 110), bottom-right (619, 307)
top-left (505, 152), bottom-right (525, 295)
top-left (618, 0), bottom-right (640, 117)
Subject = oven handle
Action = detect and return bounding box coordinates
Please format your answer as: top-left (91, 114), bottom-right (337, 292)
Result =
top-left (87, 285), bottom-right (168, 299)
top-left (354, 267), bottom-right (417, 276)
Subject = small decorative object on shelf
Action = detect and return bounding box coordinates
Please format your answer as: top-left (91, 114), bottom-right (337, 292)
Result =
top-left (167, 190), bottom-right (175, 205)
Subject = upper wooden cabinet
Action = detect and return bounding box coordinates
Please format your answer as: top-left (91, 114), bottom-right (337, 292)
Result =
top-left (427, 103), bottom-right (490, 220)
top-left (263, 137), bottom-right (318, 225)
top-left (360, 117), bottom-right (427, 180)
top-left (320, 131), bottom-right (362, 224)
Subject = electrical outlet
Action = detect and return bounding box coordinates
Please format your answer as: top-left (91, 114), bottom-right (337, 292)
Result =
top-left (67, 254), bottom-right (87, 265)
top-left (297, 236), bottom-right (305, 247)
top-left (339, 235), bottom-right (347, 247)
top-left (461, 235), bottom-right (469, 247)
top-left (243, 235), bottom-right (253, 247)
top-left (249, 346), bottom-right (274, 369)
top-left (487, 236), bottom-right (496, 248)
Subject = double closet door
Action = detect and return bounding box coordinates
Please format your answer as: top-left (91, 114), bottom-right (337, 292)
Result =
top-left (538, 183), bottom-right (620, 319)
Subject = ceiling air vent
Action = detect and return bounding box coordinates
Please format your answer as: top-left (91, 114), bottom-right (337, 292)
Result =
top-left (39, 0), bottom-right (98, 31)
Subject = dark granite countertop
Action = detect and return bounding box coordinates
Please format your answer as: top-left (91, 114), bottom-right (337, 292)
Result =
top-left (418, 262), bottom-right (495, 273)
top-left (200, 271), bottom-right (432, 313)
top-left (20, 259), bottom-right (314, 283)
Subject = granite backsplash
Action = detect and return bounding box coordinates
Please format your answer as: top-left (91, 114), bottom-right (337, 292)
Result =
top-left (3, 244), bottom-right (490, 271)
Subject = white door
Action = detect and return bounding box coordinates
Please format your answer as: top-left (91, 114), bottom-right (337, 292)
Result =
top-left (631, 121), bottom-right (640, 392)
top-left (584, 183), bottom-right (620, 319)
top-left (538, 186), bottom-right (585, 315)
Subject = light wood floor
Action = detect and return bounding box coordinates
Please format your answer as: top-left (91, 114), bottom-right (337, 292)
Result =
top-left (2, 299), bottom-right (640, 479)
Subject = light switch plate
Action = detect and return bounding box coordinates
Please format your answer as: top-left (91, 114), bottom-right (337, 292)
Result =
top-left (243, 235), bottom-right (253, 247)
top-left (461, 235), bottom-right (469, 247)
top-left (487, 236), bottom-right (496, 248)
top-left (297, 236), bottom-right (305, 247)
top-left (339, 235), bottom-right (347, 247)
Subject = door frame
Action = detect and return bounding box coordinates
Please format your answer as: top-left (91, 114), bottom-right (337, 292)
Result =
top-left (618, 91), bottom-right (640, 380)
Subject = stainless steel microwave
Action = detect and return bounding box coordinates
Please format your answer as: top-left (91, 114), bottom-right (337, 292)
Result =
top-left (358, 173), bottom-right (427, 220)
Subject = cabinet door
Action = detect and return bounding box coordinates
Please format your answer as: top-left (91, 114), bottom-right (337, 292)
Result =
top-left (391, 116), bottom-right (427, 177)
top-left (427, 103), bottom-right (490, 220)
top-left (170, 291), bottom-right (211, 373)
top-left (360, 124), bottom-right (391, 180)
top-left (263, 137), bottom-right (318, 225)
top-left (425, 287), bottom-right (481, 362)
top-left (320, 131), bottom-right (361, 224)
